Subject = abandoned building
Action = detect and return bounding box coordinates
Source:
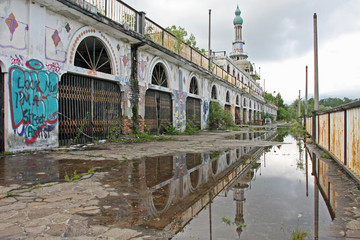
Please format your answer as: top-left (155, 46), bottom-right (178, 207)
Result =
top-left (0, 0), bottom-right (277, 152)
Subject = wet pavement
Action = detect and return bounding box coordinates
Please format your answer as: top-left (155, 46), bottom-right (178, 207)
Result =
top-left (0, 126), bottom-right (360, 239)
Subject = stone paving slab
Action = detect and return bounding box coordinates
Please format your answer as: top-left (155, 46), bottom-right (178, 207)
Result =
top-left (0, 172), bottom-right (159, 240)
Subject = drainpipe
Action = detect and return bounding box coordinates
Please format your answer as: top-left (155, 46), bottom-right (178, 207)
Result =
top-left (298, 90), bottom-right (301, 119)
top-left (305, 66), bottom-right (308, 116)
top-left (138, 11), bottom-right (146, 35)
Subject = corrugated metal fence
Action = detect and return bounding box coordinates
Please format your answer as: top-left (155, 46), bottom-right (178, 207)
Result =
top-left (305, 101), bottom-right (360, 182)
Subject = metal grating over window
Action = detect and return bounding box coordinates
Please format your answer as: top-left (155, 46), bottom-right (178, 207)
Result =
top-left (151, 63), bottom-right (168, 87)
top-left (74, 36), bottom-right (112, 74)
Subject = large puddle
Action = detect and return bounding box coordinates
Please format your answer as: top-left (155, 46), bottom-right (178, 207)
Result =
top-left (0, 128), bottom-right (340, 239)
top-left (174, 134), bottom-right (333, 239)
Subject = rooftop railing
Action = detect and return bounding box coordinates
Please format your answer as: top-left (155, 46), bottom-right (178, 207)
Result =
top-left (72, 0), bottom-right (262, 96)
top-left (88, 0), bottom-right (137, 31)
top-left (144, 18), bottom-right (209, 70)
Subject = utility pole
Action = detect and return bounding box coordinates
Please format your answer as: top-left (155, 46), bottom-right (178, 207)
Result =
top-left (305, 66), bottom-right (308, 116)
top-left (313, 13), bottom-right (319, 111)
top-left (263, 79), bottom-right (265, 92)
top-left (298, 90), bottom-right (301, 118)
top-left (208, 9), bottom-right (212, 71)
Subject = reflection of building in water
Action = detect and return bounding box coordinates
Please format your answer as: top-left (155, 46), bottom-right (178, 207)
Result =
top-left (231, 164), bottom-right (257, 238)
top-left (93, 130), bottom-right (277, 233)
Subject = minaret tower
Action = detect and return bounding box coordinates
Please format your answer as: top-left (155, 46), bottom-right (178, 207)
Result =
top-left (230, 5), bottom-right (248, 61)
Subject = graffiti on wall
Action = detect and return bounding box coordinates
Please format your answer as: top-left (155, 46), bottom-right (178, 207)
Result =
top-left (116, 54), bottom-right (130, 83)
top-left (9, 59), bottom-right (59, 145)
top-left (10, 55), bottom-right (25, 66)
top-left (203, 99), bottom-right (209, 123)
top-left (138, 56), bottom-right (149, 82)
top-left (45, 26), bottom-right (67, 63)
top-left (0, 13), bottom-right (28, 50)
top-left (173, 90), bottom-right (187, 128)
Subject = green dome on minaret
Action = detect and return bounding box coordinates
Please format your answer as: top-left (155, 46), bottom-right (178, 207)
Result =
top-left (233, 5), bottom-right (243, 25)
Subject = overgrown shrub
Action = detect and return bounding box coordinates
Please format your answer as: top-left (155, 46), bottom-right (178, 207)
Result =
top-left (108, 116), bottom-right (122, 141)
top-left (208, 101), bottom-right (237, 130)
top-left (163, 123), bottom-right (180, 135)
top-left (184, 120), bottom-right (200, 134)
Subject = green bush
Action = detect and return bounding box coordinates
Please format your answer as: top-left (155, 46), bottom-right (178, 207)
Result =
top-left (163, 124), bottom-right (180, 135)
top-left (208, 101), bottom-right (237, 130)
top-left (184, 121), bottom-right (200, 134)
top-left (108, 116), bottom-right (122, 141)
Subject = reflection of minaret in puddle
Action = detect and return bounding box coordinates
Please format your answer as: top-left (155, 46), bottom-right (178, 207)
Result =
top-left (233, 178), bottom-right (250, 238)
top-left (234, 186), bottom-right (246, 237)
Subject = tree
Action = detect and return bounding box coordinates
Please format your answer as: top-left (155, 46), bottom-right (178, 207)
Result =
top-left (166, 25), bottom-right (206, 55)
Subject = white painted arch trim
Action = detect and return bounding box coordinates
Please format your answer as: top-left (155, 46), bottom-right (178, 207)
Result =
top-left (187, 72), bottom-right (202, 96)
top-left (146, 56), bottom-right (172, 88)
top-left (67, 26), bottom-right (118, 76)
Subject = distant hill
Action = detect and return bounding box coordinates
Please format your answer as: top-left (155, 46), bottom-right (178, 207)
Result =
top-left (319, 97), bottom-right (357, 108)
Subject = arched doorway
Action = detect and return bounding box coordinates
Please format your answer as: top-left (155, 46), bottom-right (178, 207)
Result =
top-left (235, 95), bottom-right (241, 124)
top-left (59, 36), bottom-right (121, 145)
top-left (225, 91), bottom-right (231, 113)
top-left (145, 63), bottom-right (172, 134)
top-left (211, 85), bottom-right (217, 100)
top-left (186, 77), bottom-right (201, 129)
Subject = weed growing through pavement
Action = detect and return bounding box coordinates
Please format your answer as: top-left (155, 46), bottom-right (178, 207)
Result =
top-left (291, 214), bottom-right (308, 240)
top-left (64, 170), bottom-right (81, 182)
top-left (27, 184), bottom-right (41, 192)
top-left (5, 192), bottom-right (17, 198)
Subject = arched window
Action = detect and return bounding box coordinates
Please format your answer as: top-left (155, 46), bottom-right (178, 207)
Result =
top-left (189, 77), bottom-right (198, 95)
top-left (211, 85), bottom-right (217, 100)
top-left (233, 69), bottom-right (235, 77)
top-left (75, 36), bottom-right (112, 74)
top-left (236, 95), bottom-right (239, 105)
top-left (226, 91), bottom-right (230, 103)
top-left (227, 65), bottom-right (230, 73)
top-left (237, 73), bottom-right (240, 81)
top-left (241, 76), bottom-right (244, 83)
top-left (152, 63), bottom-right (168, 87)
top-left (243, 99), bottom-right (246, 107)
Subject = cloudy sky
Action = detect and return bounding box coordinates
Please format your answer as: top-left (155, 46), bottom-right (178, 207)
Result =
top-left (122, 0), bottom-right (360, 104)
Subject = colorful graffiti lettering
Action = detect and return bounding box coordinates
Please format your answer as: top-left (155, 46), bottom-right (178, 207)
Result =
top-left (45, 62), bottom-right (61, 74)
top-left (9, 59), bottom-right (59, 145)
